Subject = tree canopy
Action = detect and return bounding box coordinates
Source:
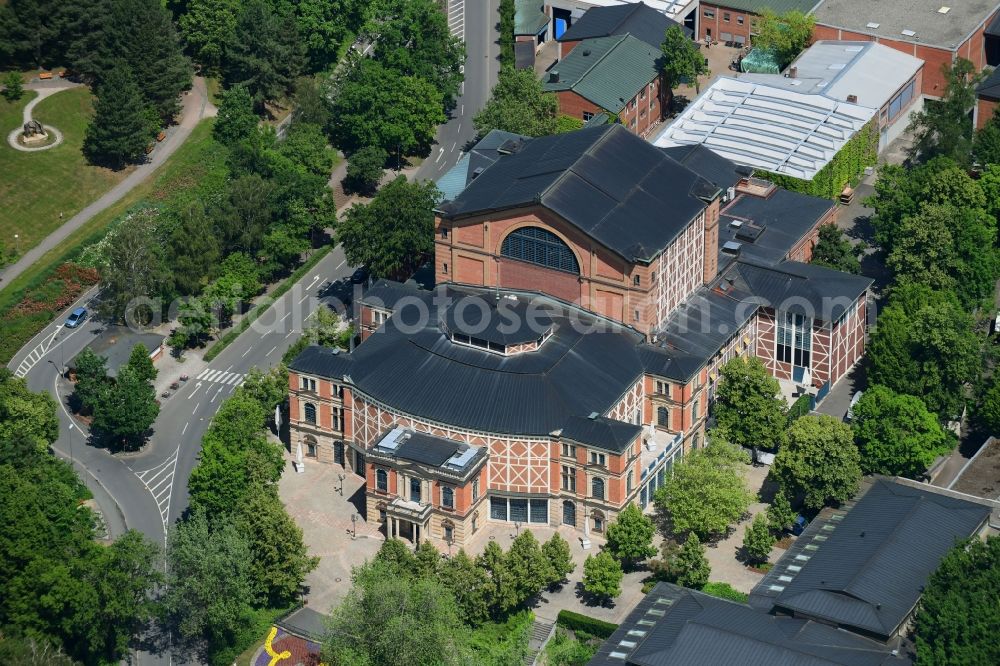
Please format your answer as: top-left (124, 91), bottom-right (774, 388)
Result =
top-left (661, 23), bottom-right (708, 92)
top-left (582, 551), bottom-right (623, 601)
top-left (83, 62), bottom-right (155, 169)
top-left (712, 356), bottom-right (788, 451)
top-left (907, 59), bottom-right (983, 163)
top-left (752, 10), bottom-right (815, 68)
top-left (655, 436), bottom-right (753, 539)
top-left (914, 537), bottom-right (1000, 665)
top-left (852, 385), bottom-right (954, 478)
top-left (773, 414), bottom-right (861, 510)
top-left (474, 67), bottom-right (559, 137)
top-left (221, 0), bottom-right (303, 110)
top-left (811, 224), bottom-right (863, 274)
top-left (336, 176), bottom-right (439, 280)
top-left (605, 503), bottom-right (657, 569)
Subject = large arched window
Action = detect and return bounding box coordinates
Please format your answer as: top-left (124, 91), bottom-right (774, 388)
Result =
top-left (304, 402), bottom-right (317, 424)
top-left (376, 468), bottom-right (388, 492)
top-left (501, 227), bottom-right (580, 274)
top-left (441, 486), bottom-right (454, 509)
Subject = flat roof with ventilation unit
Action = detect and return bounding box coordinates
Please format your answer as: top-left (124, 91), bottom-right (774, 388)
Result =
top-left (813, 0), bottom-right (1000, 49)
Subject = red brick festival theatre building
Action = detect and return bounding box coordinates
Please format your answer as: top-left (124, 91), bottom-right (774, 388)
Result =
top-left (287, 125), bottom-right (871, 549)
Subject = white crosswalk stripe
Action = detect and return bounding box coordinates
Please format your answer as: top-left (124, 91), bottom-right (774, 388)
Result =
top-left (133, 447), bottom-right (179, 538)
top-left (448, 0), bottom-right (465, 41)
top-left (196, 368), bottom-right (245, 386)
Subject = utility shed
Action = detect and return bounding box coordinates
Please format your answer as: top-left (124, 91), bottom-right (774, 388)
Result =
top-left (749, 477), bottom-right (994, 641)
top-left (68, 325), bottom-right (164, 378)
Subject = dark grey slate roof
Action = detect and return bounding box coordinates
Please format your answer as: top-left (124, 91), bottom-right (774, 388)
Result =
top-left (559, 1), bottom-right (693, 48)
top-left (437, 125), bottom-right (719, 263)
top-left (719, 189), bottom-right (835, 266)
top-left (442, 294), bottom-right (554, 346)
top-left (751, 478), bottom-right (992, 640)
top-left (589, 582), bottom-right (910, 666)
top-left (560, 415), bottom-right (642, 453)
top-left (725, 260), bottom-right (872, 323)
top-left (977, 66), bottom-right (1000, 102)
top-left (70, 326), bottom-right (164, 378)
top-left (395, 431), bottom-right (464, 467)
top-left (292, 286), bottom-right (652, 436)
top-left (275, 606), bottom-right (328, 641)
top-left (515, 40), bottom-right (536, 69)
top-left (359, 279), bottom-right (425, 310)
top-left (655, 286), bottom-right (757, 369)
top-left (659, 144), bottom-right (750, 190)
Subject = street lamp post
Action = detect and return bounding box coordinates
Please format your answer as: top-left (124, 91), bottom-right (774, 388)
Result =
top-left (337, 473), bottom-right (346, 496)
top-left (13, 233), bottom-right (20, 255)
top-left (351, 512), bottom-right (359, 540)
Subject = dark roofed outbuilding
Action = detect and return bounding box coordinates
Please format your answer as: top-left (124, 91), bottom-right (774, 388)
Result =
top-left (68, 325), bottom-right (164, 378)
top-left (558, 1), bottom-right (693, 48)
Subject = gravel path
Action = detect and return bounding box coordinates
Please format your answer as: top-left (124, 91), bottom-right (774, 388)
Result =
top-left (5, 81), bottom-right (80, 152)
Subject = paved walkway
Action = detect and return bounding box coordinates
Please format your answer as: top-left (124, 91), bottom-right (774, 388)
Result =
top-left (5, 80), bottom-right (80, 151)
top-left (0, 77), bottom-right (217, 286)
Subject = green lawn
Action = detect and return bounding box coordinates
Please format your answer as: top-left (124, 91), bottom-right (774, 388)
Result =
top-left (0, 87), bottom-right (132, 257)
top-left (0, 118), bottom-right (222, 364)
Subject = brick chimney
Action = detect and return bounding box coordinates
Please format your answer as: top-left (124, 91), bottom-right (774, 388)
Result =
top-left (702, 198), bottom-right (720, 284)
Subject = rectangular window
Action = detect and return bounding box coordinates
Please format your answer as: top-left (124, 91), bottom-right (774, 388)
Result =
top-left (300, 377), bottom-right (316, 392)
top-left (331, 407), bottom-right (343, 431)
top-left (441, 227), bottom-right (449, 239)
top-left (692, 399), bottom-right (700, 421)
top-left (490, 496), bottom-right (507, 520)
top-left (472, 478), bottom-right (480, 501)
top-left (634, 309), bottom-right (640, 321)
top-left (703, 9), bottom-right (715, 18)
top-left (776, 312), bottom-right (811, 367)
top-left (374, 310), bottom-right (388, 325)
top-left (640, 88), bottom-right (646, 100)
top-left (627, 469), bottom-right (633, 494)
top-left (590, 452), bottom-right (606, 467)
top-left (582, 111), bottom-right (594, 121)
top-left (444, 525), bottom-right (454, 542)
top-left (443, 262), bottom-right (448, 274)
top-left (723, 12), bottom-right (730, 21)
top-left (441, 485), bottom-right (454, 509)
top-left (562, 443), bottom-right (576, 458)
top-left (656, 380), bottom-right (671, 396)
top-left (410, 478), bottom-right (422, 503)
top-left (737, 15), bottom-right (744, 25)
top-left (529, 499), bottom-right (548, 524)
top-left (633, 275), bottom-right (640, 286)
top-left (561, 465), bottom-right (576, 492)
top-left (509, 499), bottom-right (528, 523)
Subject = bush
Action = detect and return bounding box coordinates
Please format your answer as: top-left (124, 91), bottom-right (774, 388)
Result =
top-left (543, 627), bottom-right (598, 666)
top-left (556, 610), bottom-right (618, 640)
top-left (701, 582), bottom-right (748, 603)
top-left (742, 514), bottom-right (775, 565)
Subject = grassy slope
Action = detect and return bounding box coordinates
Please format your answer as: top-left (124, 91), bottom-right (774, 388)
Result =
top-left (0, 118), bottom-right (220, 364)
top-left (0, 87), bottom-right (132, 253)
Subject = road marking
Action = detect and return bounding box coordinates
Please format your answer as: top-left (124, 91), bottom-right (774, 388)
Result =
top-left (195, 368), bottom-right (246, 387)
top-left (335, 259), bottom-right (346, 270)
top-left (243, 347), bottom-right (252, 357)
top-left (450, 142), bottom-right (456, 152)
top-left (181, 421), bottom-right (188, 435)
top-left (212, 385), bottom-right (225, 402)
top-left (133, 447), bottom-right (179, 538)
top-left (187, 382), bottom-right (204, 399)
top-left (267, 345), bottom-right (277, 356)
top-left (281, 312), bottom-right (291, 322)
top-left (286, 331), bottom-right (295, 339)
top-left (299, 294), bottom-right (310, 304)
top-left (435, 147), bottom-right (444, 163)
top-left (307, 275), bottom-right (320, 290)
top-left (225, 364), bottom-right (233, 372)
top-left (192, 403), bottom-right (200, 415)
top-left (457, 123), bottom-right (461, 133)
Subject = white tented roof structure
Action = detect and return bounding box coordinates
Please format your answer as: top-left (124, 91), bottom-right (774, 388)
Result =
top-left (652, 77), bottom-right (876, 180)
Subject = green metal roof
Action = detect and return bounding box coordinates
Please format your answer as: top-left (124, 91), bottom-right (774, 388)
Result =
top-left (515, 0), bottom-right (549, 36)
top-left (543, 35), bottom-right (661, 114)
top-left (713, 0), bottom-right (821, 15)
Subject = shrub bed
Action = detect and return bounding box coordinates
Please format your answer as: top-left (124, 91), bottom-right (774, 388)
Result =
top-left (556, 610), bottom-right (618, 640)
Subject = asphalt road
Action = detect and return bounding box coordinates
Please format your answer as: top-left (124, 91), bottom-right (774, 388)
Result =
top-left (415, 0), bottom-right (500, 182)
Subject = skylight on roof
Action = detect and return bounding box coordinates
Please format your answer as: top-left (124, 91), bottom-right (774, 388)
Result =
top-left (844, 45), bottom-right (864, 52)
top-left (938, 6), bottom-right (951, 13)
top-left (866, 22), bottom-right (880, 29)
top-left (901, 29), bottom-right (916, 37)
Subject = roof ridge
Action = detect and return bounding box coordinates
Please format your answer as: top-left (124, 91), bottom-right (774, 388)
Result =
top-left (613, 1), bottom-right (644, 32)
top-left (571, 34), bottom-right (630, 84)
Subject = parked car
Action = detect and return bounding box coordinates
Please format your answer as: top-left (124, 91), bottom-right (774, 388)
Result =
top-left (65, 307), bottom-right (87, 328)
top-left (350, 266), bottom-right (370, 285)
top-left (792, 514), bottom-right (808, 536)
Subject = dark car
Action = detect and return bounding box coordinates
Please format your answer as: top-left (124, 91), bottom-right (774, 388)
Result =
top-left (65, 307), bottom-right (87, 328)
top-left (350, 266), bottom-right (370, 285)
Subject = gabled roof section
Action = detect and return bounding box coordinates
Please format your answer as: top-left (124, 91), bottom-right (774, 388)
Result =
top-left (544, 34), bottom-right (663, 114)
top-left (438, 125), bottom-right (718, 263)
top-left (560, 415), bottom-right (642, 453)
top-left (659, 144), bottom-right (751, 190)
top-left (750, 478), bottom-right (992, 640)
top-left (588, 582), bottom-right (911, 666)
top-left (977, 66), bottom-right (1000, 102)
top-left (725, 260), bottom-right (872, 322)
top-left (558, 1), bottom-right (692, 48)
top-left (436, 129), bottom-right (532, 200)
top-left (514, 0), bottom-right (549, 36)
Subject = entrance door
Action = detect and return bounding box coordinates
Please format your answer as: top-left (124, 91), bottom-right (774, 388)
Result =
top-left (398, 520), bottom-right (413, 542)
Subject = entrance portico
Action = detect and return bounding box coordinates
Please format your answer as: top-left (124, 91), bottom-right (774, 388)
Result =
top-left (385, 497), bottom-right (432, 546)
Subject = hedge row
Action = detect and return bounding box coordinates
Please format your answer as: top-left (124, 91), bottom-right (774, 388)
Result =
top-left (556, 610), bottom-right (618, 639)
top-left (701, 582), bottom-right (749, 603)
top-left (203, 245), bottom-right (333, 362)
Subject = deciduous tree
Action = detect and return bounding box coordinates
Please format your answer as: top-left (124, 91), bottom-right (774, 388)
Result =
top-left (907, 58), bottom-right (983, 163)
top-left (852, 385), bottom-right (953, 478)
top-left (914, 536), bottom-right (1000, 665)
top-left (126, 343), bottom-right (157, 383)
top-left (811, 224), bottom-right (863, 274)
top-left (212, 83), bottom-right (258, 147)
top-left (655, 436), bottom-right (753, 539)
top-left (712, 357), bottom-right (788, 451)
top-left (742, 514), bottom-right (775, 566)
top-left (336, 176), bottom-right (439, 280)
top-left (506, 530), bottom-right (551, 607)
top-left (582, 551), bottom-right (623, 601)
top-left (773, 414), bottom-right (861, 510)
top-left (473, 68), bottom-right (558, 137)
top-left (222, 0), bottom-right (303, 109)
top-left (661, 23), bottom-right (709, 92)
top-left (439, 549), bottom-right (492, 626)
top-left (0, 369), bottom-right (58, 448)
top-left (752, 10), bottom-right (814, 68)
top-left (345, 145), bottom-right (388, 195)
top-left (767, 490), bottom-right (796, 533)
top-left (605, 503), bottom-right (657, 569)
top-left (91, 366), bottom-right (159, 450)
top-left (96, 208), bottom-right (164, 324)
top-left (2, 71), bottom-right (23, 101)
top-left (541, 533), bottom-right (576, 587)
